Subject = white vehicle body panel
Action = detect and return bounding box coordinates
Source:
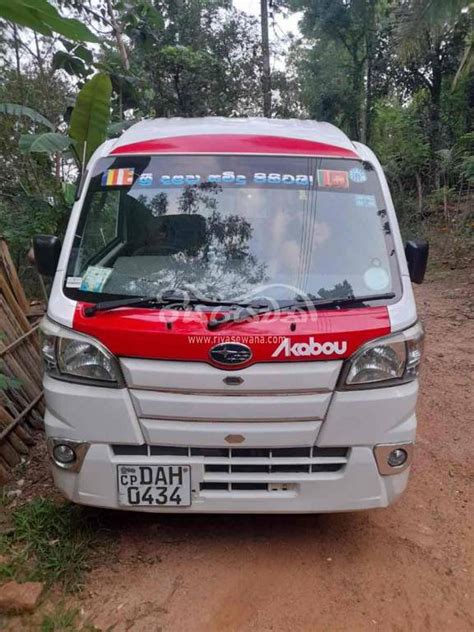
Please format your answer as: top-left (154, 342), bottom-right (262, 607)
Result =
top-left (109, 117), bottom-right (356, 154)
top-left (120, 357), bottom-right (341, 393)
top-left (42, 117), bottom-right (421, 513)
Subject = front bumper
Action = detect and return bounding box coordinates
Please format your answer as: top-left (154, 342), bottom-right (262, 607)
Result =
top-left (49, 443), bottom-right (411, 513)
top-left (43, 372), bottom-right (418, 513)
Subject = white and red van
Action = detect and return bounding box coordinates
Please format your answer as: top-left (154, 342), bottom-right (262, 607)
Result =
top-left (34, 118), bottom-right (428, 513)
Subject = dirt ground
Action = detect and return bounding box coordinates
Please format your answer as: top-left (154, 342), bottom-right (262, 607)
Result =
top-left (3, 267), bottom-right (474, 632)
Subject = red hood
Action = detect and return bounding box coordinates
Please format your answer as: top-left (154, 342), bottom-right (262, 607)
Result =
top-left (73, 304), bottom-right (390, 369)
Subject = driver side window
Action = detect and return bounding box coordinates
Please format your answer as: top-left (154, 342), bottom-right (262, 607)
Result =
top-left (78, 190), bottom-right (121, 272)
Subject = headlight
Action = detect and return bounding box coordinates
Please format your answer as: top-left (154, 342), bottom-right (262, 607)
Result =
top-left (339, 322), bottom-right (424, 389)
top-left (39, 317), bottom-right (123, 387)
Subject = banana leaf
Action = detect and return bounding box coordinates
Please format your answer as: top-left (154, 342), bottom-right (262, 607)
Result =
top-left (0, 0), bottom-right (99, 42)
top-left (69, 73), bottom-right (112, 167)
top-left (0, 103), bottom-right (54, 130)
top-left (19, 132), bottom-right (74, 153)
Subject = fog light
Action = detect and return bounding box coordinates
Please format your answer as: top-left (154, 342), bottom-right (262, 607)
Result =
top-left (387, 448), bottom-right (408, 468)
top-left (53, 443), bottom-right (76, 464)
top-left (374, 443), bottom-right (413, 475)
top-left (47, 438), bottom-right (90, 473)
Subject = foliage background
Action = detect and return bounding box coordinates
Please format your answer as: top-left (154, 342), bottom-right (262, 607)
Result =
top-left (0, 0), bottom-right (472, 288)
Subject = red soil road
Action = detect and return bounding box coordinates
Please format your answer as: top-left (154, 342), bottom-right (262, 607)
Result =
top-left (78, 269), bottom-right (473, 632)
top-left (5, 268), bottom-right (474, 632)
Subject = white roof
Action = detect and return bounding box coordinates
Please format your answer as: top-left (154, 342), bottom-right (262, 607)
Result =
top-left (108, 117), bottom-right (356, 154)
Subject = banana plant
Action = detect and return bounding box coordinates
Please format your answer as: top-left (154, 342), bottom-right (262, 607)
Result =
top-left (0, 73), bottom-right (112, 172)
top-left (69, 73), bottom-right (112, 167)
top-left (0, 0), bottom-right (98, 42)
top-left (0, 103), bottom-right (54, 130)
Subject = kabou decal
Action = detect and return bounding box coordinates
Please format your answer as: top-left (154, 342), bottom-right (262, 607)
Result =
top-left (272, 337), bottom-right (348, 358)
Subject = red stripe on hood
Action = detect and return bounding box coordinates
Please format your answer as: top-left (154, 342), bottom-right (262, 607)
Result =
top-left (73, 304), bottom-right (390, 369)
top-left (110, 134), bottom-right (359, 158)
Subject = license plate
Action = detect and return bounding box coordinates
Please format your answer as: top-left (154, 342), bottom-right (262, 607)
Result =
top-left (117, 464), bottom-right (191, 507)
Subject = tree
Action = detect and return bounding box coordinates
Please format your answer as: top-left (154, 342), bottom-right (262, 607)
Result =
top-left (288, 0), bottom-right (388, 143)
top-left (0, 72), bottom-right (71, 265)
top-left (260, 0), bottom-right (272, 116)
top-left (396, 0), bottom-right (473, 86)
top-left (0, 71), bottom-right (113, 270)
top-left (1, 72), bottom-right (112, 171)
top-left (98, 0), bottom-right (263, 118)
top-left (394, 2), bottom-right (471, 153)
top-left (371, 96), bottom-right (431, 212)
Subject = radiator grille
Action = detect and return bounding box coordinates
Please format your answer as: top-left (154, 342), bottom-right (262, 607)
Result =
top-left (112, 444), bottom-right (349, 493)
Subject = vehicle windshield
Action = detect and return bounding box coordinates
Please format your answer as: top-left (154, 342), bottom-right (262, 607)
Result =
top-left (65, 155), bottom-right (400, 304)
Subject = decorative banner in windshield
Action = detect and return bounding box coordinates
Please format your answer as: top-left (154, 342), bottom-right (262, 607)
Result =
top-left (111, 171), bottom-right (319, 188)
top-left (317, 169), bottom-right (349, 189)
top-left (97, 157), bottom-right (376, 193)
top-left (102, 168), bottom-right (134, 186)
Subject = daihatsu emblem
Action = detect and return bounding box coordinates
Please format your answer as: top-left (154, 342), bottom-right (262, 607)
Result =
top-left (209, 343), bottom-right (252, 366)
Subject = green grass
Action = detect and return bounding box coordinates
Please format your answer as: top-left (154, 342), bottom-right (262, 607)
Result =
top-left (0, 498), bottom-right (101, 592)
top-left (0, 487), bottom-right (9, 508)
top-left (40, 605), bottom-right (100, 632)
top-left (40, 606), bottom-right (80, 632)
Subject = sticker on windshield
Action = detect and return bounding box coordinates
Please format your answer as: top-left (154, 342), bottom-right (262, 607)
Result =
top-left (156, 172), bottom-right (317, 187)
top-left (102, 168), bottom-right (134, 187)
top-left (317, 170), bottom-right (349, 189)
top-left (253, 173), bottom-right (313, 186)
top-left (66, 276), bottom-right (82, 288)
top-left (349, 167), bottom-right (367, 183)
top-left (80, 266), bottom-right (112, 292)
top-left (364, 266), bottom-right (390, 291)
top-left (137, 172), bottom-right (153, 186)
top-left (209, 171), bottom-right (246, 185)
top-left (355, 194), bottom-right (376, 208)
top-left (160, 174), bottom-right (202, 186)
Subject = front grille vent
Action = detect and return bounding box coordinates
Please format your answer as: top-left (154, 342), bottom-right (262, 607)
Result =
top-left (112, 444), bottom-right (349, 491)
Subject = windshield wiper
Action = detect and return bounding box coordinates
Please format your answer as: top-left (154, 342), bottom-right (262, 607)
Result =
top-left (84, 296), bottom-right (165, 317)
top-left (84, 292), bottom-right (266, 317)
top-left (207, 292), bottom-right (396, 330)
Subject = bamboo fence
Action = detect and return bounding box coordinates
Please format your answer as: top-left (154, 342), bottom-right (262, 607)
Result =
top-left (0, 239), bottom-right (45, 485)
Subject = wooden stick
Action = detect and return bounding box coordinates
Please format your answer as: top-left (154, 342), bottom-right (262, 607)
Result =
top-left (0, 441), bottom-right (21, 467)
top-left (0, 325), bottom-right (39, 358)
top-left (0, 276), bottom-right (31, 333)
top-left (0, 239), bottom-right (29, 313)
top-left (0, 239), bottom-right (45, 473)
top-left (0, 392), bottom-right (44, 443)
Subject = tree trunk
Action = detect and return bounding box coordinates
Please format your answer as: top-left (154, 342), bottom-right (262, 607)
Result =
top-left (105, 0), bottom-right (129, 71)
top-left (456, 176), bottom-right (464, 215)
top-left (350, 54), bottom-right (364, 141)
top-left (55, 152), bottom-right (61, 184)
top-left (415, 173), bottom-right (423, 214)
top-left (34, 32), bottom-right (45, 80)
top-left (260, 0), bottom-right (271, 117)
top-left (361, 56), bottom-right (372, 145)
top-left (429, 39), bottom-right (443, 153)
top-left (362, 0), bottom-right (376, 146)
top-left (11, 24), bottom-right (23, 100)
top-left (443, 173), bottom-right (449, 224)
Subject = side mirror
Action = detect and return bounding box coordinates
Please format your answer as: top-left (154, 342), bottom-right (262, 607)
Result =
top-left (33, 235), bottom-right (62, 276)
top-left (405, 239), bottom-right (429, 284)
